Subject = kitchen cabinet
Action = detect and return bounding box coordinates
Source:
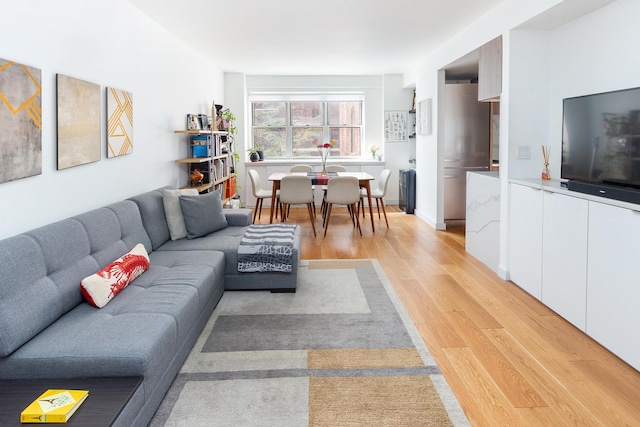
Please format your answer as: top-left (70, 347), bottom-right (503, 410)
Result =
top-left (508, 183), bottom-right (543, 299)
top-left (478, 36), bottom-right (502, 102)
top-left (587, 201), bottom-right (640, 369)
top-left (541, 191), bottom-right (588, 330)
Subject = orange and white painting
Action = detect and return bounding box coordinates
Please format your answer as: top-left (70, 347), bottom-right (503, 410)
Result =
top-left (0, 58), bottom-right (42, 183)
top-left (107, 87), bottom-right (133, 158)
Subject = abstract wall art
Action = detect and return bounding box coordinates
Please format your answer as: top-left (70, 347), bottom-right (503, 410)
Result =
top-left (0, 58), bottom-right (42, 184)
top-left (107, 87), bottom-right (133, 158)
top-left (56, 74), bottom-right (101, 170)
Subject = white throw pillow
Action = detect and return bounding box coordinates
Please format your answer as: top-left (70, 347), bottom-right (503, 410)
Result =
top-left (163, 188), bottom-right (199, 240)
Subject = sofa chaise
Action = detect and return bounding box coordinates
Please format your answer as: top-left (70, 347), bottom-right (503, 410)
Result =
top-left (0, 186), bottom-right (301, 427)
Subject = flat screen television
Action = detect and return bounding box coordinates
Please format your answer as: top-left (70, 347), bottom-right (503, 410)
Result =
top-left (561, 86), bottom-right (640, 204)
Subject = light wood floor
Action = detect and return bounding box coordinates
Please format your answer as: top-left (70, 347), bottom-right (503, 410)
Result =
top-left (254, 205), bottom-right (640, 426)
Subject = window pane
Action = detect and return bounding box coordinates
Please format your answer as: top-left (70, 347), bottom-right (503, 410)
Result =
top-left (254, 128), bottom-right (286, 157)
top-left (328, 102), bottom-right (362, 126)
top-left (291, 102), bottom-right (323, 126)
top-left (252, 102), bottom-right (286, 127)
top-left (330, 127), bottom-right (361, 156)
top-left (292, 127), bottom-right (323, 157)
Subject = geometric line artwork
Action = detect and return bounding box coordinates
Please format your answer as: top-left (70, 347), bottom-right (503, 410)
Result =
top-left (56, 74), bottom-right (101, 170)
top-left (107, 87), bottom-right (133, 158)
top-left (0, 58), bottom-right (42, 183)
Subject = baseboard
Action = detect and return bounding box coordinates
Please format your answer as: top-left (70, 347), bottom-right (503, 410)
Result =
top-left (497, 265), bottom-right (509, 281)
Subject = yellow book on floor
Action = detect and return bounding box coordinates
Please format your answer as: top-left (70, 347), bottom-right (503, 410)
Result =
top-left (20, 389), bottom-right (89, 423)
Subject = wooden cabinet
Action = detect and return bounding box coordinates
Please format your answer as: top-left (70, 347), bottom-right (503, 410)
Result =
top-left (541, 191), bottom-right (588, 330)
top-left (478, 36), bottom-right (502, 101)
top-left (586, 202), bottom-right (640, 370)
top-left (508, 183), bottom-right (543, 299)
top-left (174, 130), bottom-right (236, 203)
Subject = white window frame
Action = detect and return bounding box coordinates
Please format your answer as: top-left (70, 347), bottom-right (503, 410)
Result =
top-left (249, 93), bottom-right (364, 158)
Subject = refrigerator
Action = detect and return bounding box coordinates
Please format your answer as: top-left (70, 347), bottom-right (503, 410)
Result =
top-left (443, 83), bottom-right (491, 220)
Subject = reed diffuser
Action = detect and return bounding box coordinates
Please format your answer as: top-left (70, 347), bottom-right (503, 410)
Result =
top-left (541, 145), bottom-right (551, 180)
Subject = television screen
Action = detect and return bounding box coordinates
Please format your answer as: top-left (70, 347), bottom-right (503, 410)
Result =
top-left (561, 86), bottom-right (640, 189)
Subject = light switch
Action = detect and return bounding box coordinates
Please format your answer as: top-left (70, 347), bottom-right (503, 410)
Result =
top-left (517, 145), bottom-right (531, 160)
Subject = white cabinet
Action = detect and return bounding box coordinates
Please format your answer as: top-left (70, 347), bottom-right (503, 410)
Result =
top-left (541, 191), bottom-right (588, 330)
top-left (509, 183), bottom-right (543, 299)
top-left (587, 202), bottom-right (640, 369)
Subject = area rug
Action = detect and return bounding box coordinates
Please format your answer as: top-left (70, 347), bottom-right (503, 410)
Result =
top-left (150, 259), bottom-right (469, 426)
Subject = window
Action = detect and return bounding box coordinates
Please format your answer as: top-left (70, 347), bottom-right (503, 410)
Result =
top-left (250, 95), bottom-right (363, 159)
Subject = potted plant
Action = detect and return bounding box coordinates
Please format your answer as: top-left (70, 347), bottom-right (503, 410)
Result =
top-left (254, 142), bottom-right (265, 161)
top-left (246, 147), bottom-right (260, 162)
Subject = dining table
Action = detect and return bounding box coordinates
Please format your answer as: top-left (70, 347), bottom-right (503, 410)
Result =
top-left (267, 171), bottom-right (376, 232)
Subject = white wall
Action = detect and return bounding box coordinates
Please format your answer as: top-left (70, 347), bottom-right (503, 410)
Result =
top-left (0, 0), bottom-right (223, 240)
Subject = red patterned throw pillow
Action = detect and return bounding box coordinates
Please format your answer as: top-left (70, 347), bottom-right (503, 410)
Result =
top-left (80, 243), bottom-right (150, 308)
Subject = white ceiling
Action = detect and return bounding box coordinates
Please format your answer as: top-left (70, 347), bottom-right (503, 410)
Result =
top-left (127, 0), bottom-right (503, 75)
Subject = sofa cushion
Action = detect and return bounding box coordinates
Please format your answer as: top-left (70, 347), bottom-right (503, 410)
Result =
top-left (162, 188), bottom-right (199, 240)
top-left (180, 190), bottom-right (228, 239)
top-left (127, 187), bottom-right (172, 250)
top-left (80, 243), bottom-right (150, 308)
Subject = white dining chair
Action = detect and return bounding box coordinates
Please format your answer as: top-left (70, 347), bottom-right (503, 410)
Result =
top-left (289, 165), bottom-right (313, 172)
top-left (360, 169), bottom-right (391, 228)
top-left (279, 175), bottom-right (316, 236)
top-left (323, 176), bottom-right (361, 237)
top-left (289, 164), bottom-right (316, 215)
top-left (320, 165), bottom-right (347, 216)
top-left (248, 169), bottom-right (279, 222)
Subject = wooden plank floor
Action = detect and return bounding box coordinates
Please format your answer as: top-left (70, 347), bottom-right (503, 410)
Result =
top-left (254, 205), bottom-right (640, 426)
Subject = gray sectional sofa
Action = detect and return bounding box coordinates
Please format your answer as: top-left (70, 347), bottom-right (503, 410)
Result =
top-left (0, 187), bottom-right (301, 427)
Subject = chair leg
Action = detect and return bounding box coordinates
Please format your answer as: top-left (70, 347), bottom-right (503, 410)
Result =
top-left (352, 203), bottom-right (362, 236)
top-left (307, 203), bottom-right (317, 236)
top-left (360, 197), bottom-right (366, 218)
top-left (323, 204), bottom-right (333, 237)
top-left (379, 198), bottom-right (389, 228)
top-left (252, 199), bottom-right (259, 223)
top-left (281, 203), bottom-right (287, 222)
top-left (376, 198), bottom-right (381, 219)
top-left (258, 199), bottom-right (263, 220)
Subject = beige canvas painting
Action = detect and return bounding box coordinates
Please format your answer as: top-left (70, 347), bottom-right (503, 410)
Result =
top-left (107, 87), bottom-right (133, 158)
top-left (56, 74), bottom-right (101, 170)
top-left (0, 58), bottom-right (42, 183)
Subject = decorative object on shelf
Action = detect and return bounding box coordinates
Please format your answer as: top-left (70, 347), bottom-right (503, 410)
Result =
top-left (187, 114), bottom-right (200, 130)
top-left (56, 74), bottom-right (101, 170)
top-left (384, 110), bottom-right (408, 142)
top-left (0, 57), bottom-right (42, 184)
top-left (190, 168), bottom-right (204, 185)
top-left (315, 139), bottom-right (336, 175)
top-left (370, 144), bottom-right (380, 160)
top-left (107, 87), bottom-right (133, 158)
top-left (541, 145), bottom-right (551, 180)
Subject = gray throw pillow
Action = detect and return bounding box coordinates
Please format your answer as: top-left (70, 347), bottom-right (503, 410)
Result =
top-left (179, 190), bottom-right (228, 239)
top-left (162, 188), bottom-right (199, 240)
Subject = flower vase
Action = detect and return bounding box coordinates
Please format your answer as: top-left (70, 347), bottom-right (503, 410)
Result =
top-left (321, 163), bottom-right (328, 176)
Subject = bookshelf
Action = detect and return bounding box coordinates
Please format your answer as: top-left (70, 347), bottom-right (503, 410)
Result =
top-left (174, 130), bottom-right (236, 203)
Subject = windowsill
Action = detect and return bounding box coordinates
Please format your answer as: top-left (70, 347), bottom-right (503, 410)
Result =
top-left (244, 158), bottom-right (384, 166)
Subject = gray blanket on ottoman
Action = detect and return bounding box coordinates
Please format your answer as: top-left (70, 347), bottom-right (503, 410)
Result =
top-left (237, 224), bottom-right (296, 273)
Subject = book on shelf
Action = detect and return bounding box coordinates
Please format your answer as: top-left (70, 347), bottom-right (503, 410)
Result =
top-left (21, 389), bottom-right (89, 423)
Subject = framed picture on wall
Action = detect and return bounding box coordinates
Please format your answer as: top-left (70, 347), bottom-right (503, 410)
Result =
top-left (418, 98), bottom-right (432, 135)
top-left (384, 110), bottom-right (408, 142)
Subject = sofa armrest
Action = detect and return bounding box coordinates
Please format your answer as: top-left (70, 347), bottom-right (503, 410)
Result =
top-left (224, 209), bottom-right (252, 226)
